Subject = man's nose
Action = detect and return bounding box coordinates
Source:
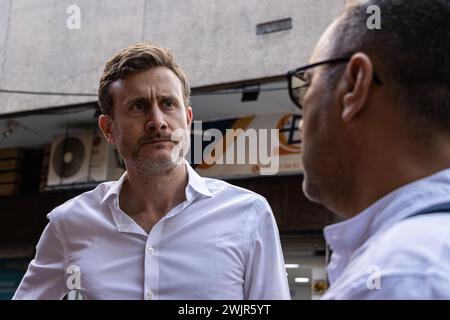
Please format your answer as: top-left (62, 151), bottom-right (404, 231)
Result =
top-left (145, 105), bottom-right (167, 131)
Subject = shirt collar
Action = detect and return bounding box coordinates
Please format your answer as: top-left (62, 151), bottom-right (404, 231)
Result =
top-left (185, 160), bottom-right (213, 200)
top-left (100, 171), bottom-right (128, 205)
top-left (100, 160), bottom-right (212, 206)
top-left (324, 168), bottom-right (450, 252)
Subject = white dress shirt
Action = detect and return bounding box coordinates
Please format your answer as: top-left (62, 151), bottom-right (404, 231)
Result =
top-left (13, 163), bottom-right (290, 300)
top-left (322, 168), bottom-right (450, 299)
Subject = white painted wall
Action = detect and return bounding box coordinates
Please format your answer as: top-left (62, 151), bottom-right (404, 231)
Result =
top-left (0, 0), bottom-right (344, 115)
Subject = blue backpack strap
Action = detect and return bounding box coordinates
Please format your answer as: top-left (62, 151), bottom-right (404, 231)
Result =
top-left (406, 202), bottom-right (450, 219)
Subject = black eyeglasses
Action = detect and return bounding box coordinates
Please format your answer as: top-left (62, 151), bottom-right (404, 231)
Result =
top-left (287, 56), bottom-right (383, 109)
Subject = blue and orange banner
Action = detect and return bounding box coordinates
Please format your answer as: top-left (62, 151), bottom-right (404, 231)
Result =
top-left (188, 112), bottom-right (303, 179)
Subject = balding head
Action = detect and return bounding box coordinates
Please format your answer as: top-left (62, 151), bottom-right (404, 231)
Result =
top-left (309, 19), bottom-right (342, 64)
top-left (326, 0), bottom-right (450, 132)
top-left (297, 0), bottom-right (450, 217)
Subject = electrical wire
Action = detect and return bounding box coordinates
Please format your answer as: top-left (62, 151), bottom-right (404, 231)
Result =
top-left (17, 122), bottom-right (45, 137)
top-left (0, 85), bottom-right (290, 122)
top-left (0, 89), bottom-right (97, 97)
top-left (193, 86), bottom-right (288, 95)
top-left (0, 86), bottom-right (288, 97)
top-left (0, 120), bottom-right (46, 145)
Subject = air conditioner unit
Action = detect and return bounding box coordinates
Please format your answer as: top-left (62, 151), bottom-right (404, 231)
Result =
top-left (89, 132), bottom-right (125, 182)
top-left (47, 131), bottom-right (124, 187)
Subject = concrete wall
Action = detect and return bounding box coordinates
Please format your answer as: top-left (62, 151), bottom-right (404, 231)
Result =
top-left (0, 0), bottom-right (344, 115)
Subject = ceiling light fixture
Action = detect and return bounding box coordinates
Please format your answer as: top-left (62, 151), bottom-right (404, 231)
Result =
top-left (295, 277), bottom-right (310, 283)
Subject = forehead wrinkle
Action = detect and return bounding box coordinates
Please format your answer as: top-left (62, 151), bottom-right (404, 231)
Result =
top-left (120, 85), bottom-right (155, 107)
top-left (141, 68), bottom-right (184, 102)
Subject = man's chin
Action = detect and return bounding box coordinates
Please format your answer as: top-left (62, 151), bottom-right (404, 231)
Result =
top-left (128, 151), bottom-right (178, 172)
top-left (302, 175), bottom-right (321, 204)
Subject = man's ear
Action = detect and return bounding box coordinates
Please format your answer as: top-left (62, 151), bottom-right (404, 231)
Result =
top-left (341, 53), bottom-right (374, 122)
top-left (98, 115), bottom-right (115, 145)
top-left (186, 106), bottom-right (193, 128)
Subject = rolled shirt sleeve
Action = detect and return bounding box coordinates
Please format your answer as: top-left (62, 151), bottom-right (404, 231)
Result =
top-left (243, 198), bottom-right (291, 300)
top-left (13, 217), bottom-right (68, 300)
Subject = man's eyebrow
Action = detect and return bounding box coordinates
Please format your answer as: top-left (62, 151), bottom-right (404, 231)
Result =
top-left (122, 93), bottom-right (180, 107)
top-left (157, 93), bottom-right (179, 101)
top-left (123, 96), bottom-right (149, 106)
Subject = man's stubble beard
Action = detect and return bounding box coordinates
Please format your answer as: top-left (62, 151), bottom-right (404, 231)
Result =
top-left (128, 132), bottom-right (189, 177)
top-left (113, 128), bottom-right (181, 177)
top-left (128, 144), bottom-right (180, 176)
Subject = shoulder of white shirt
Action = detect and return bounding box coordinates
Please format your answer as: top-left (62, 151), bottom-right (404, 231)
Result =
top-left (47, 176), bottom-right (273, 221)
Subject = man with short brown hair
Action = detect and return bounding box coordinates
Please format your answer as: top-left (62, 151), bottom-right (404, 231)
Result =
top-left (14, 42), bottom-right (290, 300)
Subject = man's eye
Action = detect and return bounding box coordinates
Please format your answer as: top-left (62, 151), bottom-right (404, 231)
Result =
top-left (161, 100), bottom-right (175, 108)
top-left (132, 101), bottom-right (146, 111)
top-left (303, 77), bottom-right (311, 86)
top-left (303, 72), bottom-right (312, 85)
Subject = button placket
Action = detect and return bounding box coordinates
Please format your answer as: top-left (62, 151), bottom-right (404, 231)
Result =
top-left (144, 221), bottom-right (163, 300)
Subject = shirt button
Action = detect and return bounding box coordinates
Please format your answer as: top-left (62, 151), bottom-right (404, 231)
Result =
top-left (146, 291), bottom-right (154, 300)
top-left (147, 247), bottom-right (154, 255)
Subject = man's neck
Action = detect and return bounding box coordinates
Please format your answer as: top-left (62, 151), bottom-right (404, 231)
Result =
top-left (342, 135), bottom-right (450, 218)
top-left (118, 162), bottom-right (189, 232)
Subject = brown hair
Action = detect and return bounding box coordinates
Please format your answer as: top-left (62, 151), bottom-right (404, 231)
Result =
top-left (98, 42), bottom-right (191, 116)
